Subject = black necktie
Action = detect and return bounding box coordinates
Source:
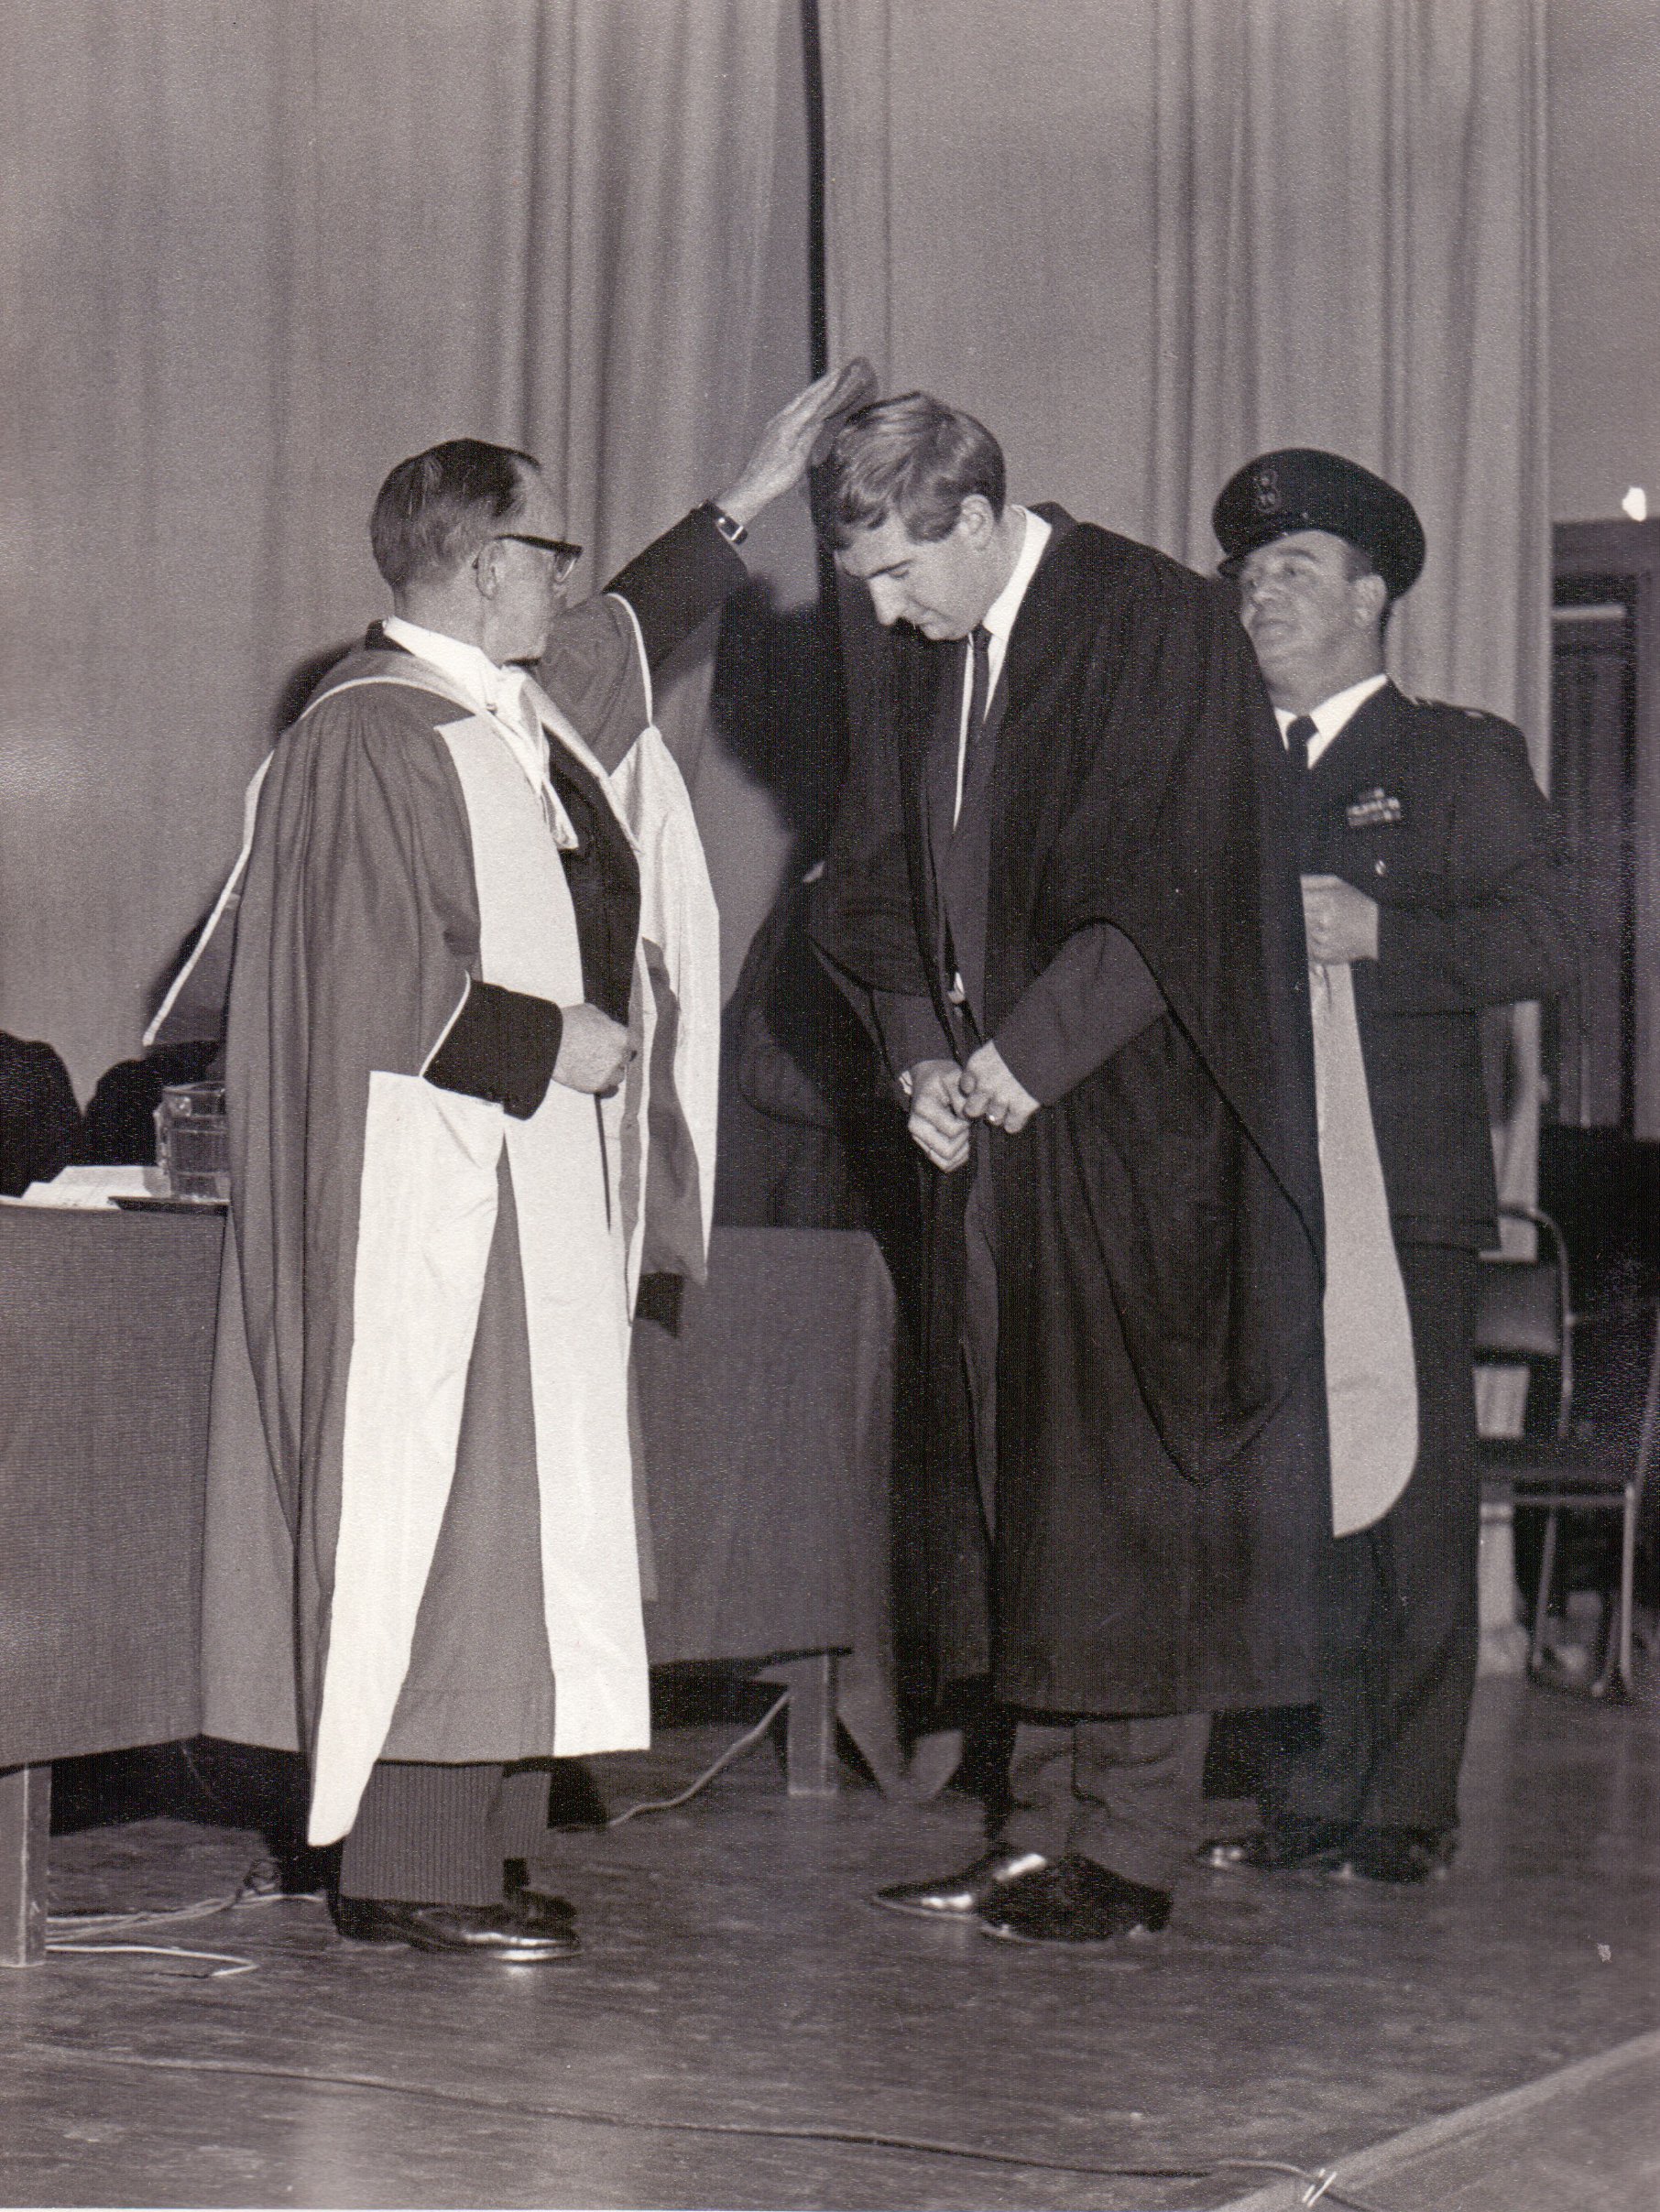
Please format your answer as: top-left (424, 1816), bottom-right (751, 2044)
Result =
top-left (1284, 714), bottom-right (1316, 840)
top-left (1284, 713), bottom-right (1316, 781)
top-left (962, 625), bottom-right (994, 783)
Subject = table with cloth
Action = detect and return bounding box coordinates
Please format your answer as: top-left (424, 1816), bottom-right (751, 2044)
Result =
top-left (0, 1213), bottom-right (901, 1964)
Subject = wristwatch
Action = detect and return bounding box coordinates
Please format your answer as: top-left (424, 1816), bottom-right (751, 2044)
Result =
top-left (698, 500), bottom-right (748, 548)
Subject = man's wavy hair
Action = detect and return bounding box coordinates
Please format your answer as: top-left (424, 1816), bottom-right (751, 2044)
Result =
top-left (370, 438), bottom-right (539, 591)
top-left (815, 393), bottom-right (1004, 550)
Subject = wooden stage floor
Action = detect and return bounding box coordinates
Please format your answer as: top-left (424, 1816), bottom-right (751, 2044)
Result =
top-left (3, 1673), bottom-right (1656, 2212)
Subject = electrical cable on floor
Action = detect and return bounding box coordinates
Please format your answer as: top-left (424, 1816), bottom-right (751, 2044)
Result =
top-left (44, 1939), bottom-right (257, 1977)
top-left (606, 1690), bottom-right (791, 1825)
top-left (40, 1698), bottom-right (792, 1974)
top-left (38, 1715), bottom-right (1401, 2206)
top-left (44, 1869), bottom-right (321, 1978)
top-left (17, 2043), bottom-right (1401, 2207)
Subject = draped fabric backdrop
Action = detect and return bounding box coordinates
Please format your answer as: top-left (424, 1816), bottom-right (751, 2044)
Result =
top-left (2, 0), bottom-right (1553, 1201)
top-left (1, 0), bottom-right (814, 1098)
top-left (819, 0), bottom-right (1551, 1226)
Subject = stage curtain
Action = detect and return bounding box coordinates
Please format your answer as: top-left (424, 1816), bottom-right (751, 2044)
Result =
top-left (0, 0), bottom-right (813, 1096)
top-left (820, 0), bottom-right (1550, 1226)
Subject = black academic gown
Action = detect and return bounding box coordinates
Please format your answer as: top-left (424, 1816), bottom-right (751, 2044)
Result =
top-left (814, 513), bottom-right (1328, 1716)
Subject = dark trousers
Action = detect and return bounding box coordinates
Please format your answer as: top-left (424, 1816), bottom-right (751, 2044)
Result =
top-left (1268, 1243), bottom-right (1480, 1838)
top-left (338, 1759), bottom-right (559, 1906)
top-left (1000, 1714), bottom-right (1209, 1891)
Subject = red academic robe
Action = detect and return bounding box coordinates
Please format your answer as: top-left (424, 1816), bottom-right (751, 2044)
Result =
top-left (196, 563), bottom-right (725, 1845)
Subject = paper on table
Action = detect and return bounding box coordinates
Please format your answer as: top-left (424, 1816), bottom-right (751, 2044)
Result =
top-left (5, 1166), bottom-right (157, 1209)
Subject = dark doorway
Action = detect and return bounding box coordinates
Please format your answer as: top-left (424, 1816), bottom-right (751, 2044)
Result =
top-left (1549, 519), bottom-right (1660, 1139)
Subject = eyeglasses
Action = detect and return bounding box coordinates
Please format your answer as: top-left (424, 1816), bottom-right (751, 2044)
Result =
top-left (489, 532), bottom-right (584, 583)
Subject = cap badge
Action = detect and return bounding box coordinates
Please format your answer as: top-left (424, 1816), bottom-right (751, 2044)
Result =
top-left (1251, 463), bottom-right (1280, 516)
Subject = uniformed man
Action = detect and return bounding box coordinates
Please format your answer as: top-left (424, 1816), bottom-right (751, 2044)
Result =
top-left (1208, 449), bottom-right (1576, 1883)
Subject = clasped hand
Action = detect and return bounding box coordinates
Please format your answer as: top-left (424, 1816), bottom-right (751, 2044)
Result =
top-left (905, 1044), bottom-right (1041, 1171)
top-left (554, 1004), bottom-right (632, 1095)
top-left (1301, 873), bottom-right (1380, 965)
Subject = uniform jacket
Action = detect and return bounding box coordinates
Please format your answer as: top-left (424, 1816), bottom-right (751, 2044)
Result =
top-left (1305, 681), bottom-right (1575, 1248)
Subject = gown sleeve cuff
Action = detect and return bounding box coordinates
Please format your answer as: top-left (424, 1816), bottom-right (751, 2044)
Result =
top-left (425, 978), bottom-right (563, 1121)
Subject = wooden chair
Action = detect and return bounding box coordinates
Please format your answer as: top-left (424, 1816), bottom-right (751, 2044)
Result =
top-left (1476, 1204), bottom-right (1659, 1699)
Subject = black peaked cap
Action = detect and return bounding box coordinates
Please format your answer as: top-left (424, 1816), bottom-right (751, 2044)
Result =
top-left (1212, 448), bottom-right (1426, 600)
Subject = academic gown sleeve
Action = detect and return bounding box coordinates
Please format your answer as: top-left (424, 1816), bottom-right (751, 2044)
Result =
top-left (869, 990), bottom-right (955, 1081)
top-left (991, 922), bottom-right (1166, 1105)
top-left (227, 681), bottom-right (504, 1523)
top-left (534, 508), bottom-right (748, 784)
top-left (424, 978), bottom-right (562, 1119)
top-left (811, 596), bottom-right (953, 1061)
top-left (605, 508), bottom-right (748, 670)
top-left (870, 922), bottom-right (1167, 1102)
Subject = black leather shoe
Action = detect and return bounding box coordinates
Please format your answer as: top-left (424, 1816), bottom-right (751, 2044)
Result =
top-left (870, 1847), bottom-right (1049, 1920)
top-left (333, 1896), bottom-right (579, 1960)
top-left (979, 1856), bottom-right (1172, 1945)
top-left (1196, 1818), bottom-right (1354, 1873)
top-left (507, 1891), bottom-right (581, 1940)
top-left (503, 1858), bottom-right (577, 1927)
top-left (1336, 1826), bottom-right (1454, 1885)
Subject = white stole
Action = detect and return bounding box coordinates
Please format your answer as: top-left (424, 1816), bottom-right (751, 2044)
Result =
top-left (1311, 961), bottom-right (1418, 1535)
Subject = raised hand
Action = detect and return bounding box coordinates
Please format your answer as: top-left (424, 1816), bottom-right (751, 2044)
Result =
top-left (714, 359), bottom-right (878, 528)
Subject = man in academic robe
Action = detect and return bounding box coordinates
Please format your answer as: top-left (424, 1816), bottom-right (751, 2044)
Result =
top-left (199, 374), bottom-right (848, 1960)
top-left (1206, 450), bottom-right (1576, 1883)
top-left (809, 393), bottom-right (1328, 1945)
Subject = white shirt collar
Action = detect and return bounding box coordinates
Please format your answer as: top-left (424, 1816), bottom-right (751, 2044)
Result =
top-left (981, 507), bottom-right (1050, 651)
top-left (379, 615), bottom-right (574, 840)
top-left (381, 616), bottom-right (527, 725)
top-left (1274, 670), bottom-right (1389, 768)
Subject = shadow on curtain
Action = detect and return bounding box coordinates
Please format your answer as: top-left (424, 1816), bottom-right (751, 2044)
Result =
top-left (1, 0), bottom-right (816, 1095)
top-left (817, 0), bottom-right (1550, 1224)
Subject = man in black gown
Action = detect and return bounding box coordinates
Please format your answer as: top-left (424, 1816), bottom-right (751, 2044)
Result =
top-left (811, 394), bottom-right (1328, 1944)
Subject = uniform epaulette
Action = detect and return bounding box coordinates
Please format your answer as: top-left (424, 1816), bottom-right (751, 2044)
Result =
top-left (1403, 695), bottom-right (1503, 728)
